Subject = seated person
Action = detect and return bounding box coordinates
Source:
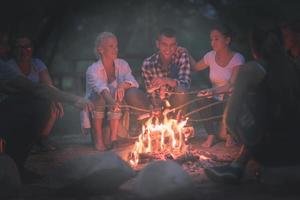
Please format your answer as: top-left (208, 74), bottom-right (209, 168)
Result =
top-left (192, 24), bottom-right (245, 148)
top-left (7, 36), bottom-right (63, 152)
top-left (81, 32), bottom-right (150, 151)
top-left (204, 21), bottom-right (300, 183)
top-left (281, 20), bottom-right (300, 64)
top-left (0, 60), bottom-right (93, 182)
top-left (141, 27), bottom-right (191, 115)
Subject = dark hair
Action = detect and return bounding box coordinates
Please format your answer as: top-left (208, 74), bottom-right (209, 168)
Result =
top-left (210, 23), bottom-right (233, 39)
top-left (12, 35), bottom-right (35, 59)
top-left (250, 21), bottom-right (299, 107)
top-left (157, 27), bottom-right (176, 40)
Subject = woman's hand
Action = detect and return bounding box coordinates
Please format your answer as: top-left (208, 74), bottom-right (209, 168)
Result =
top-left (50, 102), bottom-right (64, 118)
top-left (115, 85), bottom-right (125, 102)
top-left (115, 82), bottom-right (132, 102)
top-left (110, 99), bottom-right (120, 112)
top-left (56, 102), bottom-right (64, 118)
top-left (74, 97), bottom-right (94, 112)
top-left (197, 88), bottom-right (213, 97)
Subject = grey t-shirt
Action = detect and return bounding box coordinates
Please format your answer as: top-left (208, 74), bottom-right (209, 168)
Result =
top-left (6, 58), bottom-right (47, 83)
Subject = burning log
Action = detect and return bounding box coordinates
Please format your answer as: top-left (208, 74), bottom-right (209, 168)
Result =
top-left (128, 111), bottom-right (189, 166)
top-left (174, 152), bottom-right (199, 164)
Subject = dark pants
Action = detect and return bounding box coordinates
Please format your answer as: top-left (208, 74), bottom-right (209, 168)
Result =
top-left (198, 97), bottom-right (225, 135)
top-left (0, 94), bottom-right (50, 169)
top-left (226, 93), bottom-right (300, 166)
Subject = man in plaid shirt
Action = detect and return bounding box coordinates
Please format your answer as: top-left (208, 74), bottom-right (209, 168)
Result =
top-left (141, 28), bottom-right (191, 113)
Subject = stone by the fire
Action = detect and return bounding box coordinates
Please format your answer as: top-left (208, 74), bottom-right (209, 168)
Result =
top-left (39, 152), bottom-right (135, 196)
top-left (0, 154), bottom-right (22, 198)
top-left (133, 160), bottom-right (194, 199)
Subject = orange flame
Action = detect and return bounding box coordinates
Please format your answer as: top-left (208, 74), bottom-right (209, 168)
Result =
top-left (129, 109), bottom-right (189, 166)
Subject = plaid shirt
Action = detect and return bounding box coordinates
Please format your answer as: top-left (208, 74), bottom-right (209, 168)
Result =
top-left (141, 47), bottom-right (191, 99)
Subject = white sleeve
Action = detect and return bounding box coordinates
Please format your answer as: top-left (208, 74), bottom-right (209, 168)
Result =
top-left (119, 60), bottom-right (139, 88)
top-left (86, 66), bottom-right (109, 95)
top-left (33, 58), bottom-right (47, 72)
top-left (203, 51), bottom-right (213, 66)
top-left (232, 53), bottom-right (245, 67)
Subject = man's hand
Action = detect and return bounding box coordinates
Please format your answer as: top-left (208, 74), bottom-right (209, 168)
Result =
top-left (50, 102), bottom-right (64, 118)
top-left (151, 77), bottom-right (176, 88)
top-left (74, 97), bottom-right (94, 112)
top-left (151, 77), bottom-right (166, 88)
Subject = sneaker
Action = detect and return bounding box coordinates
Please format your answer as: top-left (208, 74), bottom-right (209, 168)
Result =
top-left (204, 164), bottom-right (243, 184)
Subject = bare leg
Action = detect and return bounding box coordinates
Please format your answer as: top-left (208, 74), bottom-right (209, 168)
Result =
top-left (90, 94), bottom-right (106, 151)
top-left (40, 110), bottom-right (57, 138)
top-left (201, 134), bottom-right (218, 148)
top-left (32, 102), bottom-right (57, 153)
top-left (91, 112), bottom-right (106, 151)
top-left (107, 111), bottom-right (122, 149)
top-left (110, 119), bottom-right (119, 142)
top-left (218, 120), bottom-right (227, 140)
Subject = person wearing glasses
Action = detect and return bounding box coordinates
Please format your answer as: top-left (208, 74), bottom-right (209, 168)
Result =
top-left (0, 59), bottom-right (94, 183)
top-left (6, 36), bottom-right (63, 152)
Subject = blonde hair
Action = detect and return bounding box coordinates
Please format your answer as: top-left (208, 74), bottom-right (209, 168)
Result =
top-left (94, 32), bottom-right (116, 59)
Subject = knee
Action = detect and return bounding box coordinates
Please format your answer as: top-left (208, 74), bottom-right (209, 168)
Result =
top-left (225, 113), bottom-right (235, 134)
top-left (125, 87), bottom-right (140, 98)
top-left (107, 111), bottom-right (122, 120)
top-left (90, 94), bottom-right (105, 112)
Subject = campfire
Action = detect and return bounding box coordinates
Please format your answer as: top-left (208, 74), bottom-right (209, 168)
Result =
top-left (125, 97), bottom-right (238, 178)
top-left (128, 100), bottom-right (195, 167)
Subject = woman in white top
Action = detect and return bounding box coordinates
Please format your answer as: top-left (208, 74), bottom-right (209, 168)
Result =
top-left (192, 24), bottom-right (245, 147)
top-left (82, 32), bottom-right (150, 151)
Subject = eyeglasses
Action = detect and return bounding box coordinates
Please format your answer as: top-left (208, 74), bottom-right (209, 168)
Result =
top-left (16, 45), bottom-right (32, 50)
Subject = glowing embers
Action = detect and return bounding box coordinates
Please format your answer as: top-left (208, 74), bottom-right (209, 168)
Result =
top-left (128, 108), bottom-right (191, 167)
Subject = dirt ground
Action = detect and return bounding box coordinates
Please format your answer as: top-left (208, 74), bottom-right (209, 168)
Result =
top-left (21, 129), bottom-right (300, 200)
